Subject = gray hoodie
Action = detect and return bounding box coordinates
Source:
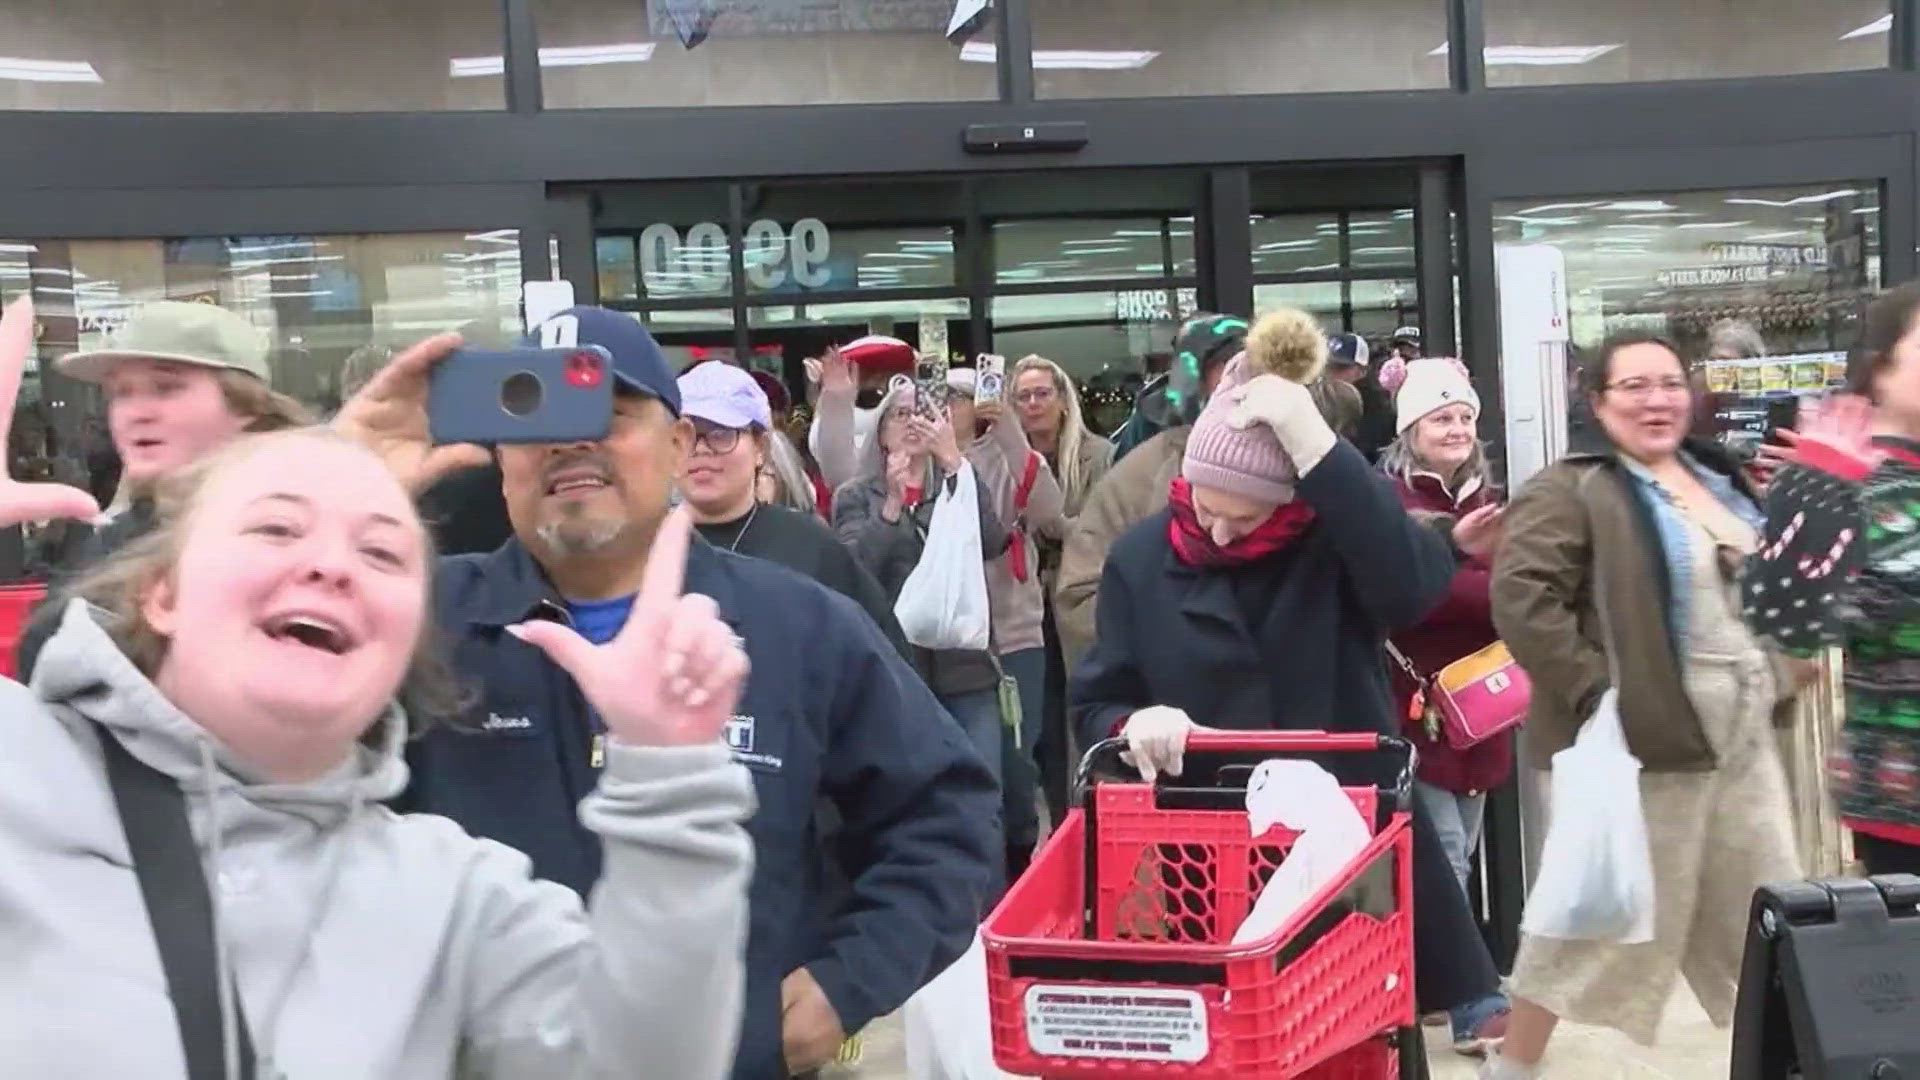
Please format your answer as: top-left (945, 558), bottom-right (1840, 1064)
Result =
top-left (0, 601), bottom-right (756, 1079)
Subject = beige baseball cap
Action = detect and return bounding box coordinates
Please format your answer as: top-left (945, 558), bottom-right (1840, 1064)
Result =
top-left (56, 300), bottom-right (271, 384)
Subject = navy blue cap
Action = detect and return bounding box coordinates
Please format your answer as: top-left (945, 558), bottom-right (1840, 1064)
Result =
top-left (524, 306), bottom-right (681, 416)
top-left (1327, 332), bottom-right (1370, 369)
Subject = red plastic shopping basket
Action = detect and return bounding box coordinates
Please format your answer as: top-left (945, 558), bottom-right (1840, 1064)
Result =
top-left (0, 583), bottom-right (44, 681)
top-left (981, 731), bottom-right (1422, 1079)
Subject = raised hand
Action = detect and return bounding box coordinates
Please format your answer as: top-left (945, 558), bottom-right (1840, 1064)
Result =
top-left (508, 506), bottom-right (748, 747)
top-left (0, 298), bottom-right (100, 529)
top-left (1778, 393), bottom-right (1882, 478)
top-left (330, 332), bottom-right (489, 493)
top-left (1452, 503), bottom-right (1505, 560)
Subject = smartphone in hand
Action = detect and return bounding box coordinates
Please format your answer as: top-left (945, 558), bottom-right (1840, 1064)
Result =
top-left (975, 353), bottom-right (1007, 406)
top-left (428, 344), bottom-right (613, 445)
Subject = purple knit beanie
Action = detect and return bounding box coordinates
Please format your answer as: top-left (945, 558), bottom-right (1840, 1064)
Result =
top-left (1181, 307), bottom-right (1328, 505)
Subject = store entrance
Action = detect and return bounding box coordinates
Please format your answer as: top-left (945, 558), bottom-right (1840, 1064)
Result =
top-left (576, 163), bottom-right (1441, 436)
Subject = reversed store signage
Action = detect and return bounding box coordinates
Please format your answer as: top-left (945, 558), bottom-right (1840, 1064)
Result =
top-left (638, 217), bottom-right (834, 294)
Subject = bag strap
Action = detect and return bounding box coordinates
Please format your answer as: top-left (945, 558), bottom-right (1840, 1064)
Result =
top-left (1383, 639), bottom-right (1428, 684)
top-left (96, 725), bottom-right (256, 1080)
top-left (1012, 451), bottom-right (1041, 515)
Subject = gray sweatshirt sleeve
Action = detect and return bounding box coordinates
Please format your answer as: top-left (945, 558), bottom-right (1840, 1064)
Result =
top-left (454, 742), bottom-right (756, 1079)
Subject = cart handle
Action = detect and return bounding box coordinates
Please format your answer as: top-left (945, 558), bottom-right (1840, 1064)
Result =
top-left (1075, 730), bottom-right (1416, 813)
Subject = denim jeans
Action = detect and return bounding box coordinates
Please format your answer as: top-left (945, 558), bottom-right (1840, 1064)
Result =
top-left (1414, 779), bottom-right (1487, 892)
top-left (999, 648), bottom-right (1048, 849)
top-left (939, 687), bottom-right (1007, 896)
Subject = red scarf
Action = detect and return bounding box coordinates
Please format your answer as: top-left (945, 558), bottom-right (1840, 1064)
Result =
top-left (1166, 476), bottom-right (1317, 567)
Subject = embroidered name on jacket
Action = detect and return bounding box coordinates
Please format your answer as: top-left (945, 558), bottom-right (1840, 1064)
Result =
top-left (482, 712), bottom-right (533, 732)
top-left (724, 714), bottom-right (783, 770)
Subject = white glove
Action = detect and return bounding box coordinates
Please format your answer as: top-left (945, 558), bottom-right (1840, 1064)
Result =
top-left (1228, 374), bottom-right (1338, 476)
top-left (1121, 706), bottom-right (1197, 783)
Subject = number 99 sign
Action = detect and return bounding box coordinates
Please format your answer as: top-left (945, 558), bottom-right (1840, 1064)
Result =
top-left (638, 217), bottom-right (832, 295)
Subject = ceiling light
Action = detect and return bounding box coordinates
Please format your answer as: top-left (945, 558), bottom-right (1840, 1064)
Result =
top-left (1844, 14), bottom-right (1892, 39)
top-left (450, 43), bottom-right (656, 78)
top-left (0, 243), bottom-right (41, 254)
top-left (1725, 189), bottom-right (1862, 208)
top-left (1675, 221), bottom-right (1753, 229)
top-left (1517, 201), bottom-right (1605, 216)
top-left (1601, 200), bottom-right (1677, 212)
top-left (1855, 206), bottom-right (1881, 215)
top-left (1427, 42), bottom-right (1622, 65)
top-left (1353, 246), bottom-right (1415, 255)
top-left (958, 42), bottom-right (1159, 69)
top-left (1745, 231), bottom-right (1806, 241)
top-left (0, 57), bottom-right (102, 83)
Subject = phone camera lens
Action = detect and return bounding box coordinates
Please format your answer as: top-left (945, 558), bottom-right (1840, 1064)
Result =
top-left (566, 351), bottom-right (604, 389)
top-left (500, 371), bottom-right (544, 418)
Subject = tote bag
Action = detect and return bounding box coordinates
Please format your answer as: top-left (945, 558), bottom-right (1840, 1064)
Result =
top-left (894, 461), bottom-right (992, 652)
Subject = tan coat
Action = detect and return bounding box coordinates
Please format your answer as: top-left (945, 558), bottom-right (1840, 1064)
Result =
top-left (1491, 449), bottom-right (1797, 773)
top-left (1054, 426), bottom-right (1187, 670)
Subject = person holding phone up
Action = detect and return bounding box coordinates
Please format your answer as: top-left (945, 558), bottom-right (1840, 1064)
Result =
top-left (945, 361), bottom-right (1068, 879)
top-left (340, 307), bottom-right (998, 1080)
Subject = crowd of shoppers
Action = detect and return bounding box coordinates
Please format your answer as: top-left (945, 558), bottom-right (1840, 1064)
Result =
top-left (4, 269), bottom-right (1908, 1080)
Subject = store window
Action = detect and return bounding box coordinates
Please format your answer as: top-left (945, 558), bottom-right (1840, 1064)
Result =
top-left (0, 0), bottom-right (503, 111)
top-left (991, 289), bottom-right (1191, 435)
top-left (1481, 0), bottom-right (1888, 87)
top-left (994, 218), bottom-right (1194, 285)
top-left (1492, 182), bottom-right (1880, 453)
top-left (1029, 0), bottom-right (1448, 99)
top-left (0, 230), bottom-right (522, 579)
top-left (535, 0), bottom-right (995, 108)
top-left (1250, 209), bottom-right (1419, 342)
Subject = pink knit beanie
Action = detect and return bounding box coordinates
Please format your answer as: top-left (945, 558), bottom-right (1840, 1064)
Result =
top-left (1181, 308), bottom-right (1328, 504)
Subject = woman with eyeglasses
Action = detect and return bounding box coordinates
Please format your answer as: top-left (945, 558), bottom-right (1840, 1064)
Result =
top-left (674, 362), bottom-right (910, 662)
top-left (1484, 334), bottom-right (1806, 1079)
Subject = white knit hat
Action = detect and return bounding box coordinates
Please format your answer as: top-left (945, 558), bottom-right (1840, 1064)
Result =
top-left (1394, 357), bottom-right (1480, 434)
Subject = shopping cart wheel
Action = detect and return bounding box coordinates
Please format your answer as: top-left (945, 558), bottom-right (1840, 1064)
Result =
top-left (1395, 1025), bottom-right (1430, 1079)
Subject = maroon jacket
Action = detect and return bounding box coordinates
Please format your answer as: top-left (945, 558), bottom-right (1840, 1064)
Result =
top-left (1387, 470), bottom-right (1515, 795)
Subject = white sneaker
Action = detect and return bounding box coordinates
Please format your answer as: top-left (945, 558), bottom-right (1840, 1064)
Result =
top-left (1478, 1053), bottom-right (1539, 1080)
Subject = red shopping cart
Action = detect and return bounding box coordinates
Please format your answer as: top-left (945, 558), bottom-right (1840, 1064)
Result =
top-left (982, 731), bottom-right (1423, 1079)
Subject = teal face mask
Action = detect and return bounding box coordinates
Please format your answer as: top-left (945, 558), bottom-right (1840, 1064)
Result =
top-left (1165, 315), bottom-right (1248, 426)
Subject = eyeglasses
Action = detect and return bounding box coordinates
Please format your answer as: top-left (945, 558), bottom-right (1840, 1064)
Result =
top-left (1603, 377), bottom-right (1690, 400)
top-left (690, 425), bottom-right (745, 455)
top-left (1014, 386), bottom-right (1058, 405)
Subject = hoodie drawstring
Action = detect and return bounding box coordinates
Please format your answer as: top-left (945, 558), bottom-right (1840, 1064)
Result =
top-left (196, 737), bottom-right (365, 1080)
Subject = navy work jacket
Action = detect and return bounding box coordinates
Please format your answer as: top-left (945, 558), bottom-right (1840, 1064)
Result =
top-left (402, 537), bottom-right (998, 1080)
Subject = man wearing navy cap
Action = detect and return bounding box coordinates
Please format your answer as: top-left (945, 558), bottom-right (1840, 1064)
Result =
top-left (340, 307), bottom-right (997, 1080)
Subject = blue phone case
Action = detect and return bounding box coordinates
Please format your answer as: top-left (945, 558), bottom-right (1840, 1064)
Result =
top-left (427, 344), bottom-right (614, 445)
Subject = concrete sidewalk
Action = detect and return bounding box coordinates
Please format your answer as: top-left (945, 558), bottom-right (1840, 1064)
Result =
top-left (839, 988), bottom-right (1727, 1079)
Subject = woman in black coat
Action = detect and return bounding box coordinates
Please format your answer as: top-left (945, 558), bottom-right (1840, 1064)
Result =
top-left (1070, 309), bottom-right (1507, 1041)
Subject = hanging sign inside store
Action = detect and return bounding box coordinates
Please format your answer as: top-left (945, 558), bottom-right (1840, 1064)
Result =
top-left (639, 218), bottom-right (832, 294)
top-left (1655, 265), bottom-right (1773, 289)
top-left (1704, 243), bottom-right (1828, 268)
top-left (1112, 287), bottom-right (1197, 323)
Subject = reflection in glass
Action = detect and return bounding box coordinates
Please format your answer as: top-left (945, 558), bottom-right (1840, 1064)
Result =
top-left (0, 230), bottom-right (522, 579)
top-left (1254, 281), bottom-right (1344, 331)
top-left (745, 226), bottom-right (957, 295)
top-left (993, 219), bottom-right (1191, 285)
top-left (991, 291), bottom-right (1186, 434)
top-left (0, 0), bottom-right (503, 111)
top-left (1030, 0), bottom-right (1449, 98)
top-left (536, 0), bottom-right (995, 107)
top-left (1350, 279), bottom-right (1420, 339)
top-left (1251, 214), bottom-right (1342, 276)
top-left (1482, 0), bottom-right (1888, 87)
top-left (1492, 183), bottom-right (1880, 457)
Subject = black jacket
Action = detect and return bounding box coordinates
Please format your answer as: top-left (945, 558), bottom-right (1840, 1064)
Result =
top-left (1072, 441), bottom-right (1455, 748)
top-left (1066, 440), bottom-right (1501, 1014)
top-left (402, 537), bottom-right (998, 1080)
top-left (695, 502), bottom-right (913, 665)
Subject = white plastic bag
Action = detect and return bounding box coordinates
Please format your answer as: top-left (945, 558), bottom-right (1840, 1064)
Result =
top-left (1520, 688), bottom-right (1657, 944)
top-left (1233, 759), bottom-right (1372, 944)
top-left (904, 933), bottom-right (1033, 1080)
top-left (894, 461), bottom-right (992, 651)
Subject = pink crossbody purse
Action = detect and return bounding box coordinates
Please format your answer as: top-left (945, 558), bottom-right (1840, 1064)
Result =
top-left (1388, 639), bottom-right (1530, 749)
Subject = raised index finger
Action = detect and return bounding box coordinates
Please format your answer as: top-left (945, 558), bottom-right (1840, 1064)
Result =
top-left (632, 503), bottom-right (693, 621)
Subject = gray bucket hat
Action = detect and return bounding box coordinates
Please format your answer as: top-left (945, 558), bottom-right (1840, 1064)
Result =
top-left (57, 300), bottom-right (271, 384)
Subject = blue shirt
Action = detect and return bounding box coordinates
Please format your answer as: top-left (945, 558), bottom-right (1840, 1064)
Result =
top-left (1620, 451), bottom-right (1763, 653)
top-left (565, 595), bottom-right (634, 646)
